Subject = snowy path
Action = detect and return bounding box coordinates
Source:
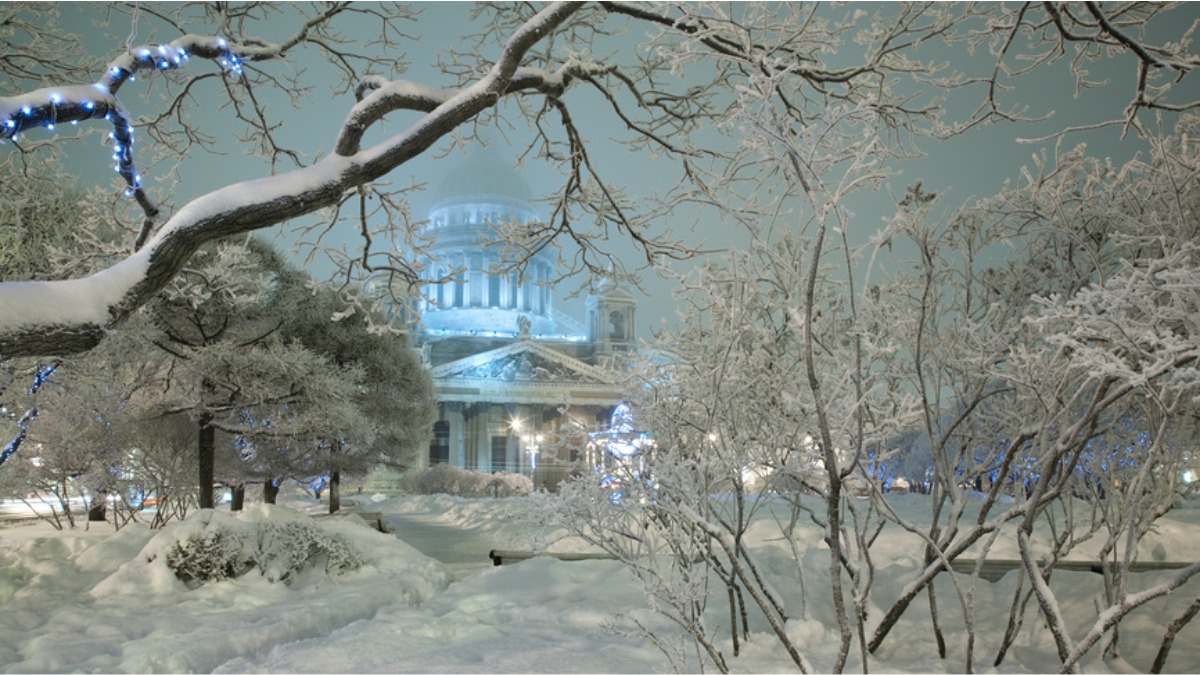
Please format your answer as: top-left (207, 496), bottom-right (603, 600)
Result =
top-left (213, 503), bottom-right (668, 674)
top-left (383, 510), bottom-right (501, 580)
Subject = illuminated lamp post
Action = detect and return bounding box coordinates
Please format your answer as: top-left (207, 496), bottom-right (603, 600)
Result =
top-left (522, 434), bottom-right (543, 472)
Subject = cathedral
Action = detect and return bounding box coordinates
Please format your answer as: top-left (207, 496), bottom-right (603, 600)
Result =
top-left (399, 153), bottom-right (637, 489)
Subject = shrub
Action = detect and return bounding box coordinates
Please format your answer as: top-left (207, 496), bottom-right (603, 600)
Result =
top-left (165, 526), bottom-right (254, 585)
top-left (399, 464), bottom-right (533, 498)
top-left (256, 521), bottom-right (362, 583)
top-left (163, 512), bottom-right (363, 587)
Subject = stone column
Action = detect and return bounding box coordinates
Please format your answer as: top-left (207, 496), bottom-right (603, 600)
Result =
top-left (476, 404), bottom-right (493, 472)
top-left (448, 402), bottom-right (466, 468)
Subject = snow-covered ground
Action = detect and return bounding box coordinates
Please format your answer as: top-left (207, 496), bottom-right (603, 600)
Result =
top-left (0, 490), bottom-right (1198, 673)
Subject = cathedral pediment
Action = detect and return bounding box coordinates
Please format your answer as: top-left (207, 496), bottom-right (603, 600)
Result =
top-left (431, 340), bottom-right (613, 386)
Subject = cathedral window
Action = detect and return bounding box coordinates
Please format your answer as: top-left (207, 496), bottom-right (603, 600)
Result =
top-left (609, 310), bottom-right (625, 340)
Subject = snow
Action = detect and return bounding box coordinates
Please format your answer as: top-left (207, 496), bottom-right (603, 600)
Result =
top-left (0, 491), bottom-right (1198, 673)
top-left (0, 249), bottom-right (151, 334)
top-left (0, 151), bottom-right (358, 342)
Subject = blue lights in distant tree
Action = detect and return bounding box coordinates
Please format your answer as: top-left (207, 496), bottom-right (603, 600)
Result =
top-left (591, 403), bottom-right (654, 459)
top-left (0, 361), bottom-right (59, 467)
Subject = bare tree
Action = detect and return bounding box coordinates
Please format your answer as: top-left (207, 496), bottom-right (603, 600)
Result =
top-left (543, 4), bottom-right (1200, 673)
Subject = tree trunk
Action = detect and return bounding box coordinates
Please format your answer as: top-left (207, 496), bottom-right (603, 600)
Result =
top-left (87, 500), bottom-right (107, 522)
top-left (329, 468), bottom-right (341, 514)
top-left (198, 410), bottom-right (216, 509)
top-left (230, 482), bottom-right (245, 511)
top-left (263, 478), bottom-right (279, 504)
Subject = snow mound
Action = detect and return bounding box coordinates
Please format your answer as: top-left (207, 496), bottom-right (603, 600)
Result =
top-left (98, 506), bottom-right (363, 591)
top-left (0, 505), bottom-right (452, 672)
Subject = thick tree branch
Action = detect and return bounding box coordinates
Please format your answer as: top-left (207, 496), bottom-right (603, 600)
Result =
top-left (0, 1), bottom-right (584, 359)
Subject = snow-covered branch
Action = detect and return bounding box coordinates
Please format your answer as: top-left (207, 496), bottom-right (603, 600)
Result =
top-left (0, 2), bottom-right (583, 359)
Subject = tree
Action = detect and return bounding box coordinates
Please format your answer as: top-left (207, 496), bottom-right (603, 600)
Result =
top-left (546, 4), bottom-right (1200, 671)
top-left (143, 236), bottom-right (370, 509)
top-left (0, 157), bottom-right (121, 471)
top-left (280, 279), bottom-right (436, 514)
top-left (0, 312), bottom-right (167, 528)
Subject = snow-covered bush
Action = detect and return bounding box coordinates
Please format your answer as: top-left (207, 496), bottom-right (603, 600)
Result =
top-left (398, 464), bottom-right (532, 498)
top-left (255, 521), bottom-right (362, 583)
top-left (158, 507), bottom-right (363, 587)
top-left (166, 525), bottom-right (253, 584)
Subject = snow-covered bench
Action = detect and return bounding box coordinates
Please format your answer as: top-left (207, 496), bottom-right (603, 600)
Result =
top-left (320, 507), bottom-right (389, 533)
top-left (488, 549), bottom-right (617, 566)
top-left (948, 558), bottom-right (1193, 582)
top-left (488, 550), bottom-right (1193, 579)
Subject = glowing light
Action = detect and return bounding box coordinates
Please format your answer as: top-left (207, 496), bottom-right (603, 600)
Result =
top-left (1183, 469), bottom-right (1197, 484)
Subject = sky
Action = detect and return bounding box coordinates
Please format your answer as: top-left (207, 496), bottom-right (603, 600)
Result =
top-left (38, 2), bottom-right (1200, 338)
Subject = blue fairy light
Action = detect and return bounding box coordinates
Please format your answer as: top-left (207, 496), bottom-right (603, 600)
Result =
top-left (3, 38), bottom-right (249, 205)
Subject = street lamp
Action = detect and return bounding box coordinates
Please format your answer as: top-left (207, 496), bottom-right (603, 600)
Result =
top-left (522, 434), bottom-right (543, 471)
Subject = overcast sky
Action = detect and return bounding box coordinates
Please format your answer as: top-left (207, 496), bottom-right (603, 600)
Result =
top-left (47, 2), bottom-right (1200, 337)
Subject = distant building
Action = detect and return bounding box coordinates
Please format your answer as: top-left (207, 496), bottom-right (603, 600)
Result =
top-left (386, 153), bottom-right (637, 489)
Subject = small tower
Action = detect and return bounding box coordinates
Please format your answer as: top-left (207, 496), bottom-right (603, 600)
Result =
top-left (587, 277), bottom-right (637, 354)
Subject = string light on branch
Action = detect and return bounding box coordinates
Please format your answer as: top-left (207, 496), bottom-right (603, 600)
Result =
top-left (0, 35), bottom-right (245, 202)
top-left (0, 362), bottom-right (58, 467)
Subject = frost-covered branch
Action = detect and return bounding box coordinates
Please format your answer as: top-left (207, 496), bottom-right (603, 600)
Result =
top-left (0, 2), bottom-right (583, 359)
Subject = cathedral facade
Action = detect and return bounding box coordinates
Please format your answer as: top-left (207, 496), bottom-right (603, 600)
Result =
top-left (404, 153), bottom-right (637, 489)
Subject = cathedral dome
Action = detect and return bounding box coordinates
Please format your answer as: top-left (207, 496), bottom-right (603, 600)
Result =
top-left (431, 151), bottom-right (534, 208)
top-left (417, 150), bottom-right (582, 340)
